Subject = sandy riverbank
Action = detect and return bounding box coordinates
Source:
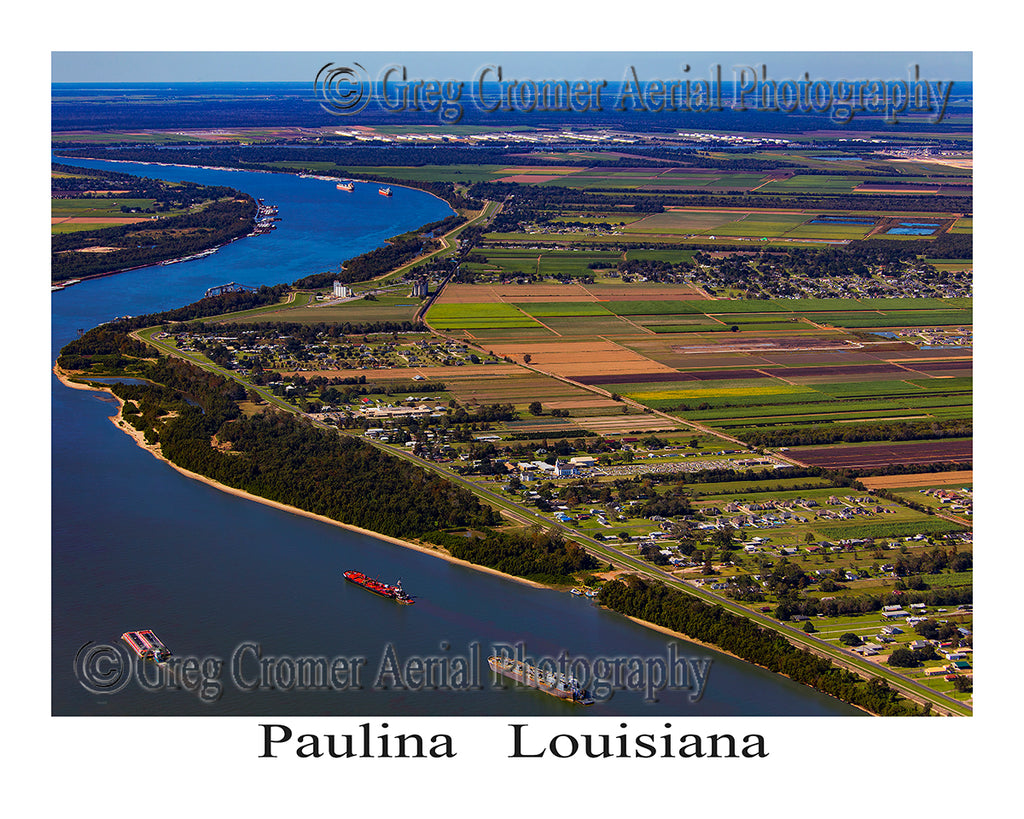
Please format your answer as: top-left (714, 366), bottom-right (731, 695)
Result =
top-left (54, 366), bottom-right (549, 592)
top-left (53, 368), bottom-right (930, 715)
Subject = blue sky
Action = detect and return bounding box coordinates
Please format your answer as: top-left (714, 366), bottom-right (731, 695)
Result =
top-left (51, 52), bottom-right (972, 84)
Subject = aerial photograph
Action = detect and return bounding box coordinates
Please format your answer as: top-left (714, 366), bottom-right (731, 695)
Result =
top-left (38, 27), bottom-right (999, 814)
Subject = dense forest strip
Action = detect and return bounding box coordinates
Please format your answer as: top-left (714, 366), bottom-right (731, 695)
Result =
top-left (57, 322), bottom-right (592, 582)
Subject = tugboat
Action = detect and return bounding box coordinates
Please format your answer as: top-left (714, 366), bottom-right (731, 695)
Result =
top-left (343, 570), bottom-right (414, 604)
top-left (378, 186), bottom-right (392, 197)
top-left (121, 630), bottom-right (172, 663)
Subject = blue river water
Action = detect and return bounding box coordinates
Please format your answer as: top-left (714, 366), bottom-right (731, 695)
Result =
top-left (51, 156), bottom-right (857, 716)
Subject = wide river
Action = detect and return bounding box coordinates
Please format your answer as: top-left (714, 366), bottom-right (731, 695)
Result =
top-left (51, 155), bottom-right (858, 716)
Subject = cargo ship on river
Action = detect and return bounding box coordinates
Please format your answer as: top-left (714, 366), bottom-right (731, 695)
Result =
top-left (488, 655), bottom-right (594, 704)
top-left (343, 570), bottom-right (414, 604)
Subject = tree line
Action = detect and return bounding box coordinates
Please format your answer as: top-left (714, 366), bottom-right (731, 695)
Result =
top-left (52, 196), bottom-right (256, 282)
top-left (739, 418), bottom-right (972, 448)
top-left (422, 527), bottom-right (596, 584)
top-left (58, 324), bottom-right (606, 579)
top-left (597, 574), bottom-right (928, 715)
top-left (469, 180), bottom-right (972, 216)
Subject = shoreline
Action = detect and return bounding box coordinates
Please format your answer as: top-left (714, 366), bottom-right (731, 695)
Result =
top-left (53, 366), bottom-right (548, 592)
top-left (616, 613), bottom-right (874, 716)
top-left (49, 155), bottom-right (457, 290)
top-left (53, 367), bottom-right (923, 716)
top-left (51, 153), bottom-right (459, 216)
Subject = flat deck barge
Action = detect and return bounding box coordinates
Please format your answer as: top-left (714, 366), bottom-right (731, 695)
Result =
top-left (488, 655), bottom-right (594, 704)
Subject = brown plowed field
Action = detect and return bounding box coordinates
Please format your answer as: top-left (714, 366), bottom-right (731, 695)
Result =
top-left (497, 174), bottom-right (564, 183)
top-left (859, 471), bottom-right (973, 489)
top-left (899, 360), bottom-right (972, 373)
top-left (435, 283), bottom-right (599, 304)
top-left (789, 440), bottom-right (972, 469)
top-left (488, 340), bottom-right (677, 377)
top-left (575, 369), bottom-right (767, 386)
top-left (576, 415), bottom-right (681, 433)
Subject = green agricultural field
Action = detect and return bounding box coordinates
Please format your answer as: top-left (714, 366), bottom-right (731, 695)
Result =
top-left (684, 476), bottom-right (837, 496)
top-left (52, 222), bottom-right (125, 234)
top-left (849, 297), bottom-right (970, 311)
top-left (606, 300), bottom-right (704, 315)
top-left (701, 299), bottom-right (804, 313)
top-left (427, 303), bottom-right (533, 324)
top-left (538, 316), bottom-right (645, 336)
top-left (815, 518), bottom-right (967, 540)
top-left (708, 313), bottom-right (801, 324)
top-left (758, 175), bottom-right (864, 193)
top-left (624, 249), bottom-right (699, 263)
top-left (464, 327), bottom-right (557, 340)
top-left (812, 310), bottom-right (972, 329)
top-left (625, 382), bottom-right (817, 403)
top-left (538, 250), bottom-right (621, 275)
top-left (648, 322), bottom-right (763, 333)
top-left (512, 302), bottom-right (615, 317)
top-left (624, 210), bottom-right (752, 234)
top-left (806, 379), bottom-right (969, 398)
top-left (52, 198), bottom-right (159, 218)
top-left (707, 212), bottom-right (811, 238)
top-left (676, 393), bottom-right (971, 425)
top-left (631, 375), bottom-right (966, 415)
top-left (783, 222), bottom-right (877, 240)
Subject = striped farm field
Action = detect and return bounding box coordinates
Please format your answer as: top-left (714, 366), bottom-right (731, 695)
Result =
top-left (859, 470), bottom-right (972, 489)
top-left (645, 322), bottom-right (738, 333)
top-left (812, 310), bottom-right (972, 329)
top-left (624, 383), bottom-right (816, 402)
top-left (511, 301), bottom-right (615, 317)
top-left (425, 302), bottom-right (540, 329)
top-left (539, 316), bottom-right (645, 336)
top-left (788, 439), bottom-right (972, 470)
top-left (624, 209), bottom-right (756, 234)
top-left (606, 300), bottom-right (705, 315)
top-left (625, 249), bottom-right (699, 264)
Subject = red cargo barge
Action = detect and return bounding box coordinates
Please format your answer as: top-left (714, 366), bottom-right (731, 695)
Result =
top-left (121, 629), bottom-right (172, 662)
top-left (343, 570), bottom-right (414, 604)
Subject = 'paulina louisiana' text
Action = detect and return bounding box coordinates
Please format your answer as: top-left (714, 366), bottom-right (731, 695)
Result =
top-left (258, 722), bottom-right (767, 759)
